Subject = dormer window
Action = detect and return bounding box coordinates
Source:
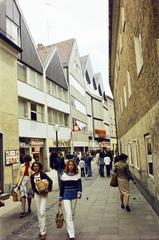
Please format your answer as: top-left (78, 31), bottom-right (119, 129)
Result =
top-left (85, 71), bottom-right (91, 84)
top-left (6, 17), bottom-right (20, 46)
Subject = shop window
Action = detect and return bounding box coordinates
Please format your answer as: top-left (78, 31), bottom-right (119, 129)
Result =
top-left (145, 134), bottom-right (154, 176)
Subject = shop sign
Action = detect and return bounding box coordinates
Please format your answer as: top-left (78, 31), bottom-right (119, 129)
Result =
top-left (31, 139), bottom-right (44, 146)
top-left (53, 141), bottom-right (69, 147)
top-left (34, 147), bottom-right (40, 152)
top-left (5, 150), bottom-right (19, 165)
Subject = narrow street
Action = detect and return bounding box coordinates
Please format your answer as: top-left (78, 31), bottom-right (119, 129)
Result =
top-left (1, 167), bottom-right (159, 240)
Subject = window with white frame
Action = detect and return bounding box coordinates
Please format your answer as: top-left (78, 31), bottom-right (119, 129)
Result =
top-left (18, 98), bottom-right (28, 118)
top-left (31, 102), bottom-right (44, 122)
top-left (127, 68), bottom-right (132, 98)
top-left (134, 30), bottom-right (143, 76)
top-left (119, 33), bottom-right (123, 54)
top-left (128, 142), bottom-right (133, 165)
top-left (17, 62), bottom-right (27, 83)
top-left (69, 74), bottom-right (85, 96)
top-left (132, 140), bottom-right (140, 169)
top-left (28, 68), bottom-right (43, 90)
top-left (6, 17), bottom-right (20, 46)
top-left (123, 85), bottom-right (127, 107)
top-left (144, 134), bottom-right (153, 176)
top-left (48, 108), bottom-right (68, 127)
top-left (71, 96), bottom-right (86, 114)
top-left (120, 97), bottom-right (123, 112)
top-left (46, 80), bottom-right (68, 102)
top-left (120, 7), bottom-right (126, 32)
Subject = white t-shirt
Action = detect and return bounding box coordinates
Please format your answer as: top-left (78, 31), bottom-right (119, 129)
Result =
top-left (104, 156), bottom-right (111, 165)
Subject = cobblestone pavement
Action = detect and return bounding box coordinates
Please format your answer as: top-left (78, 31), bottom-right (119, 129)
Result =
top-left (1, 168), bottom-right (159, 240)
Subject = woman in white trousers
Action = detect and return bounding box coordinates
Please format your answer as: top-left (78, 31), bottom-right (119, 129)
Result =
top-left (31, 162), bottom-right (52, 240)
top-left (59, 160), bottom-right (82, 240)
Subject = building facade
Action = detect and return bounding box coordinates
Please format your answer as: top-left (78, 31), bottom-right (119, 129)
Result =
top-left (109, 0), bottom-right (159, 213)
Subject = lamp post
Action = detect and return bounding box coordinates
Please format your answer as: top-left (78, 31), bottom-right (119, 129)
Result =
top-left (55, 124), bottom-right (60, 153)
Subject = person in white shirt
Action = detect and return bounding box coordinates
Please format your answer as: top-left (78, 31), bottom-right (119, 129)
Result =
top-left (79, 159), bottom-right (85, 177)
top-left (104, 155), bottom-right (111, 177)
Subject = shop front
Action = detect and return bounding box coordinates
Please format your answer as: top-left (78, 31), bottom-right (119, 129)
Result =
top-left (19, 137), bottom-right (45, 164)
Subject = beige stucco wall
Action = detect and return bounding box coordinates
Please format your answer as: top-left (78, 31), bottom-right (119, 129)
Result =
top-left (0, 41), bottom-right (19, 191)
top-left (120, 101), bottom-right (159, 200)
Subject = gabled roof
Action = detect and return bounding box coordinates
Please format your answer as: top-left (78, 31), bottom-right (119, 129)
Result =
top-left (37, 44), bottom-right (55, 67)
top-left (47, 38), bottom-right (75, 66)
top-left (37, 44), bottom-right (68, 90)
top-left (80, 55), bottom-right (89, 74)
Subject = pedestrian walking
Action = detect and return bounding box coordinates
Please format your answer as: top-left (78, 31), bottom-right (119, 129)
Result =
top-left (30, 162), bottom-right (52, 240)
top-left (58, 159), bottom-right (82, 240)
top-left (85, 151), bottom-right (92, 178)
top-left (99, 149), bottom-right (105, 177)
top-left (104, 154), bottom-right (111, 177)
top-left (79, 158), bottom-right (85, 177)
top-left (50, 151), bottom-right (65, 188)
top-left (114, 153), bottom-right (135, 212)
top-left (16, 155), bottom-right (33, 218)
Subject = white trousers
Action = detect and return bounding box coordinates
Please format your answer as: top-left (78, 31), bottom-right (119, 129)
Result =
top-left (63, 199), bottom-right (76, 238)
top-left (34, 193), bottom-right (48, 235)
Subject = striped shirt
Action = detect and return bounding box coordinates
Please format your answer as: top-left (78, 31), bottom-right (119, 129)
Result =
top-left (59, 172), bottom-right (82, 200)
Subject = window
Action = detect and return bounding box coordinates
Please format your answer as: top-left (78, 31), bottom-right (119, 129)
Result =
top-left (120, 97), bottom-right (123, 112)
top-left (71, 96), bottom-right (86, 114)
top-left (85, 71), bottom-right (91, 84)
top-left (28, 69), bottom-right (43, 90)
top-left (123, 85), bottom-right (127, 107)
top-left (31, 102), bottom-right (44, 122)
top-left (145, 134), bottom-right (153, 176)
top-left (132, 140), bottom-right (140, 170)
top-left (46, 80), bottom-right (68, 102)
top-left (127, 68), bottom-right (132, 98)
top-left (18, 98), bottom-right (28, 118)
top-left (128, 143), bottom-right (133, 166)
top-left (6, 17), bottom-right (20, 46)
top-left (17, 62), bottom-right (27, 82)
top-left (69, 74), bottom-right (85, 96)
top-left (119, 33), bottom-right (123, 54)
top-left (120, 7), bottom-right (126, 32)
top-left (48, 108), bottom-right (68, 127)
top-left (134, 29), bottom-right (143, 76)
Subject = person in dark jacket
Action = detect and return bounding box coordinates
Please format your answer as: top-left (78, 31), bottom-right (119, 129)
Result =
top-left (31, 162), bottom-right (52, 240)
top-left (50, 151), bottom-right (65, 188)
top-left (58, 160), bottom-right (82, 240)
top-left (114, 153), bottom-right (135, 212)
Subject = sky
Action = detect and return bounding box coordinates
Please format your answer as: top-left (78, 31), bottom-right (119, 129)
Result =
top-left (18, 0), bottom-right (112, 97)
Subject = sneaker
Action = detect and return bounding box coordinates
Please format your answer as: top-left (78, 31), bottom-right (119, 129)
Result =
top-left (126, 206), bottom-right (131, 212)
top-left (70, 238), bottom-right (75, 240)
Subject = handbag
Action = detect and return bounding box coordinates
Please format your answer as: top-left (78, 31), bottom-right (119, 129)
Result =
top-left (110, 173), bottom-right (118, 187)
top-left (55, 207), bottom-right (64, 229)
top-left (36, 179), bottom-right (49, 193)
